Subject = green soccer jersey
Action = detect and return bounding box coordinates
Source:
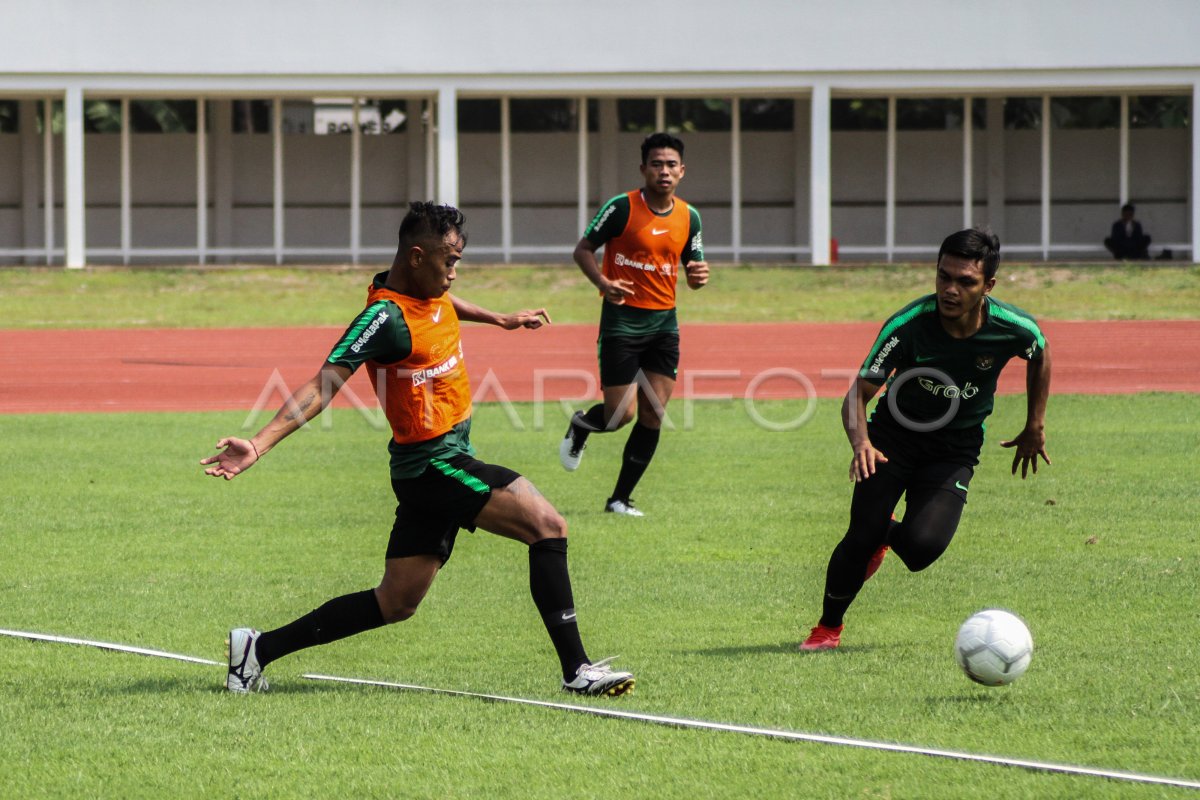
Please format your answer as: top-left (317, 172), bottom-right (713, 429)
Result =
top-left (585, 192), bottom-right (704, 338)
top-left (325, 271), bottom-right (477, 479)
top-left (859, 295), bottom-right (1047, 435)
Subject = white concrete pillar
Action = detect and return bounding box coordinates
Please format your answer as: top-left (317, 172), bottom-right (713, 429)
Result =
top-left (1192, 82), bottom-right (1200, 262)
top-left (120, 98), bottom-right (131, 264)
top-left (500, 97), bottom-right (512, 263)
top-left (730, 98), bottom-right (742, 263)
top-left (436, 86), bottom-right (459, 208)
top-left (43, 97), bottom-right (55, 264)
top-left (197, 98), bottom-right (207, 264)
top-left (63, 86), bottom-right (86, 269)
top-left (577, 96), bottom-right (589, 238)
top-left (350, 98), bottom-right (361, 263)
top-left (1040, 95), bottom-right (1051, 261)
top-left (885, 96), bottom-right (896, 262)
top-left (272, 97), bottom-right (284, 264)
top-left (809, 84), bottom-right (832, 265)
top-left (963, 95), bottom-right (973, 229)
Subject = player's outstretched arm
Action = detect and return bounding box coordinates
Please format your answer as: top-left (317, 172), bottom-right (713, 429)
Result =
top-left (200, 362), bottom-right (352, 480)
top-left (1000, 346), bottom-right (1052, 479)
top-left (842, 377), bottom-right (888, 482)
top-left (450, 294), bottom-right (551, 330)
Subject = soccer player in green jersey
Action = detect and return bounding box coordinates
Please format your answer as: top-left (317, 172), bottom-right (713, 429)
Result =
top-left (800, 228), bottom-right (1052, 650)
top-left (559, 132), bottom-right (709, 517)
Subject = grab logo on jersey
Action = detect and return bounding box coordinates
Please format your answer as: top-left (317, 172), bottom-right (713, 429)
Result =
top-left (918, 377), bottom-right (979, 399)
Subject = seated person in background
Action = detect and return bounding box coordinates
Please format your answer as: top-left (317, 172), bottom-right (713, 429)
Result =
top-left (1104, 203), bottom-right (1151, 259)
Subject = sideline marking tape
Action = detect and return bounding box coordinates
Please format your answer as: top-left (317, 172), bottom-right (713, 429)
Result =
top-left (0, 628), bottom-right (221, 666)
top-left (304, 673), bottom-right (1200, 791)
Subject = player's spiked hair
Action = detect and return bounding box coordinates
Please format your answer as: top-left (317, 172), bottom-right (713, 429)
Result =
top-left (938, 227), bottom-right (1001, 280)
top-left (397, 201), bottom-right (467, 249)
top-left (641, 132), bottom-right (685, 164)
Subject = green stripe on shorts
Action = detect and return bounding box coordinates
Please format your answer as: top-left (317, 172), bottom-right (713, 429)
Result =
top-left (430, 458), bottom-right (490, 494)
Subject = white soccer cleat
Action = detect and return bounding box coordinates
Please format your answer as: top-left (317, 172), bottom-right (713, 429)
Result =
top-left (559, 412), bottom-right (587, 472)
top-left (604, 498), bottom-right (644, 517)
top-left (226, 627), bottom-right (268, 693)
top-left (563, 656), bottom-right (635, 697)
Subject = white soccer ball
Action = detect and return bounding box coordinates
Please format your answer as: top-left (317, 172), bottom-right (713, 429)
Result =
top-left (954, 609), bottom-right (1033, 686)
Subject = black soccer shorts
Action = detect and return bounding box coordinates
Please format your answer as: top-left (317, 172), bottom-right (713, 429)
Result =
top-left (387, 454), bottom-right (519, 564)
top-left (598, 331), bottom-right (680, 387)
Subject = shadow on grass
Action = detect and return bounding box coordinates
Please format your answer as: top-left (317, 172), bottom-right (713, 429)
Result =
top-left (687, 641), bottom-right (880, 656)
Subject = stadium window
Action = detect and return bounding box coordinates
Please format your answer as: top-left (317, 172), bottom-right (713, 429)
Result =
top-left (0, 100), bottom-right (17, 133)
top-left (128, 100), bottom-right (199, 133)
top-left (665, 98), bottom-right (731, 132)
top-left (831, 99), bottom-right (887, 131)
top-left (233, 100), bottom-right (272, 133)
top-left (1003, 97), bottom-right (1042, 130)
top-left (618, 99), bottom-right (656, 132)
top-left (896, 98), bottom-right (964, 130)
top-left (310, 99), bottom-right (409, 135)
top-left (82, 100), bottom-right (121, 133)
top-left (1129, 95), bottom-right (1191, 129)
top-left (1049, 96), bottom-right (1119, 129)
top-left (971, 97), bottom-right (987, 129)
top-left (458, 99), bottom-right (501, 133)
top-left (34, 100), bottom-right (64, 134)
top-left (739, 98), bottom-right (794, 132)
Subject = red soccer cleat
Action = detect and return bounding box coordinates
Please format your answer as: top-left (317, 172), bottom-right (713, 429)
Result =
top-left (799, 623), bottom-right (844, 651)
top-left (864, 544), bottom-right (890, 580)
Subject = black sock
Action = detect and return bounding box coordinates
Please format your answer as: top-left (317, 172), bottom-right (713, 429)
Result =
top-left (255, 589), bottom-right (385, 668)
top-left (611, 423), bottom-right (660, 502)
top-left (570, 404), bottom-right (608, 450)
top-left (528, 538), bottom-right (588, 679)
top-left (817, 539), bottom-right (868, 629)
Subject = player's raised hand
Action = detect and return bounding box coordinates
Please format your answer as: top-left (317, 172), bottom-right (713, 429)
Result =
top-left (999, 428), bottom-right (1050, 479)
top-left (684, 260), bottom-right (709, 289)
top-left (500, 308), bottom-right (551, 330)
top-left (200, 437), bottom-right (259, 480)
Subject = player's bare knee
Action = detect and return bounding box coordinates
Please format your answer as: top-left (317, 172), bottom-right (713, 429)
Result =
top-left (535, 507), bottom-right (568, 540)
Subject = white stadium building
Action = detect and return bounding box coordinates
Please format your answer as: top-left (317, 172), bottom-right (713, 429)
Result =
top-left (0, 0), bottom-right (1197, 267)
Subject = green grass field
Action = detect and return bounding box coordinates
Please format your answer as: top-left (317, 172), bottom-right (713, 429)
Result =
top-left (1, 396), bottom-right (1197, 798)
top-left (2, 264), bottom-right (1197, 796)
top-left (1, 261), bottom-right (1198, 327)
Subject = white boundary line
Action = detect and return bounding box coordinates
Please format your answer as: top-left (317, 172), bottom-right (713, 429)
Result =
top-left (303, 673), bottom-right (1200, 791)
top-left (2, 628), bottom-right (1196, 791)
top-left (0, 628), bottom-right (221, 666)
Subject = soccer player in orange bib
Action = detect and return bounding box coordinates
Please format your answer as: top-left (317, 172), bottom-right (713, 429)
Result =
top-left (559, 133), bottom-right (709, 516)
top-left (202, 202), bottom-right (634, 697)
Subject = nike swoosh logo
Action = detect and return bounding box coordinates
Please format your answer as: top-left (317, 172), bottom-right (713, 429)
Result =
top-left (651, 228), bottom-right (669, 235)
top-left (561, 612), bottom-right (576, 621)
top-left (955, 481), bottom-right (969, 491)
top-left (915, 355), bottom-right (935, 363)
top-left (432, 307), bottom-right (442, 323)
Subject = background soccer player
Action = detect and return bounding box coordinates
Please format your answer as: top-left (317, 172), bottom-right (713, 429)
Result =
top-left (800, 228), bottom-right (1052, 650)
top-left (202, 202), bottom-right (634, 696)
top-left (559, 132), bottom-right (709, 517)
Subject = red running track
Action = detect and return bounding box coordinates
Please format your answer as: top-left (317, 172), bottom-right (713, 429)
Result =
top-left (1, 320), bottom-right (1198, 414)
